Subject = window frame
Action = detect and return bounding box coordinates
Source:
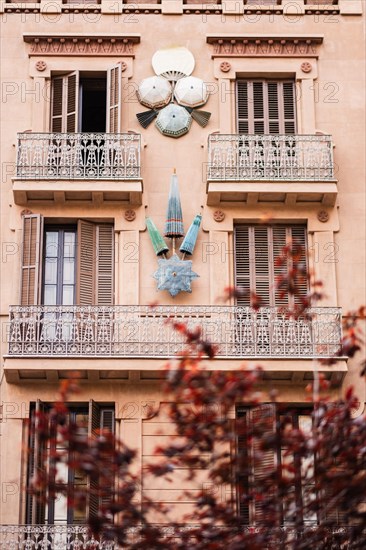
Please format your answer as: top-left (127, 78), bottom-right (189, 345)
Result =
top-left (42, 225), bottom-right (77, 307)
top-left (236, 404), bottom-right (317, 527)
top-left (233, 223), bottom-right (309, 308)
top-left (236, 79), bottom-right (297, 135)
top-left (26, 401), bottom-right (115, 525)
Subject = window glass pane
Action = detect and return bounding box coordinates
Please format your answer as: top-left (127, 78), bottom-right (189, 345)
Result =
top-left (44, 285), bottom-right (57, 305)
top-left (62, 285), bottom-right (74, 306)
top-left (45, 232), bottom-right (59, 258)
top-left (63, 259), bottom-right (75, 284)
top-left (64, 232), bottom-right (76, 258)
top-left (44, 258), bottom-right (58, 284)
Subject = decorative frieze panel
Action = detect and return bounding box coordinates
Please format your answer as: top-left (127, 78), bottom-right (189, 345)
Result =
top-left (23, 34), bottom-right (140, 57)
top-left (207, 35), bottom-right (323, 57)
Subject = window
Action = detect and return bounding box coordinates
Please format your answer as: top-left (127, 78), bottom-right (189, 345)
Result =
top-left (236, 80), bottom-right (297, 134)
top-left (26, 401), bottom-right (115, 525)
top-left (236, 405), bottom-right (319, 527)
top-left (234, 224), bottom-right (308, 308)
top-left (20, 214), bottom-right (114, 306)
top-left (51, 67), bottom-right (122, 133)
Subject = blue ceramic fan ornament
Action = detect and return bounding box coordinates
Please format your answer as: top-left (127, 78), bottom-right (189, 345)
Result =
top-left (153, 254), bottom-right (199, 297)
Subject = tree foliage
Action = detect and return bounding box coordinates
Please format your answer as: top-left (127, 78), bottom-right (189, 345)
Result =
top-left (30, 239), bottom-right (366, 549)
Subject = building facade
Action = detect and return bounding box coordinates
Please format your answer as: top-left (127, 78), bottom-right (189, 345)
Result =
top-left (0, 0), bottom-right (365, 543)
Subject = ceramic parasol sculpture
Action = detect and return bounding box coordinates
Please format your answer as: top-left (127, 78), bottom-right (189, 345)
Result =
top-left (136, 47), bottom-right (211, 136)
top-left (146, 171), bottom-right (202, 297)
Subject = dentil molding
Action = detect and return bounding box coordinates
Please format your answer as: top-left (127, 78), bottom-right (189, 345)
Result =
top-left (207, 34), bottom-right (324, 58)
top-left (23, 34), bottom-right (140, 57)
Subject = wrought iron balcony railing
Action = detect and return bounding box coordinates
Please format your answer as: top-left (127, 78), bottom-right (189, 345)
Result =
top-left (16, 133), bottom-right (141, 180)
top-left (7, 305), bottom-right (341, 358)
top-left (0, 524), bottom-right (354, 549)
top-left (207, 134), bottom-right (334, 181)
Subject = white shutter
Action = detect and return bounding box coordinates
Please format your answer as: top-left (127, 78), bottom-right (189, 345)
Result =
top-left (106, 64), bottom-right (122, 133)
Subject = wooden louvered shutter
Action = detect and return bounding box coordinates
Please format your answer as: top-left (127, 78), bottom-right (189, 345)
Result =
top-left (76, 222), bottom-right (114, 305)
top-left (249, 404), bottom-right (278, 525)
top-left (26, 400), bottom-right (46, 524)
top-left (282, 82), bottom-right (296, 134)
top-left (88, 400), bottom-right (101, 520)
top-left (66, 72), bottom-right (79, 132)
top-left (96, 225), bottom-right (114, 305)
top-left (253, 227), bottom-right (271, 306)
top-left (236, 408), bottom-right (250, 524)
top-left (237, 81), bottom-right (249, 134)
top-left (234, 226), bottom-right (251, 306)
top-left (234, 226), bottom-right (271, 306)
top-left (272, 226), bottom-right (289, 307)
top-left (51, 77), bottom-right (64, 132)
top-left (77, 220), bottom-right (96, 305)
top-left (235, 225), bottom-right (308, 308)
top-left (20, 214), bottom-right (43, 305)
top-left (289, 226), bottom-right (308, 306)
top-left (106, 64), bottom-right (121, 133)
top-left (252, 82), bottom-right (266, 134)
top-left (51, 73), bottom-right (79, 132)
top-left (272, 226), bottom-right (308, 308)
top-left (237, 81), bottom-right (297, 134)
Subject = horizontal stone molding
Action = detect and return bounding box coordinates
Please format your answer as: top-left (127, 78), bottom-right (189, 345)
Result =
top-left (23, 33), bottom-right (141, 57)
top-left (207, 34), bottom-right (323, 58)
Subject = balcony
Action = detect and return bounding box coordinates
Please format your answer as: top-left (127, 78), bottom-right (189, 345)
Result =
top-left (12, 133), bottom-right (143, 205)
top-left (206, 134), bottom-right (337, 206)
top-left (0, 524), bottom-right (354, 549)
top-left (4, 305), bottom-right (346, 384)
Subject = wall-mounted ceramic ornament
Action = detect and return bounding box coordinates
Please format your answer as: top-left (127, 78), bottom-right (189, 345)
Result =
top-left (136, 47), bottom-right (211, 137)
top-left (146, 171), bottom-right (202, 297)
top-left (153, 254), bottom-right (199, 297)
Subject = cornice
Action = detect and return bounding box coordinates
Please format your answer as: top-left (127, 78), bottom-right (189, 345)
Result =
top-left (23, 34), bottom-right (141, 57)
top-left (207, 34), bottom-right (324, 58)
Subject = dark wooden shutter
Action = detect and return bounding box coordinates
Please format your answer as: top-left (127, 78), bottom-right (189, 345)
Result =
top-left (51, 72), bottom-right (79, 132)
top-left (96, 225), bottom-right (114, 306)
top-left (88, 400), bottom-right (100, 520)
top-left (249, 404), bottom-right (278, 525)
top-left (20, 214), bottom-right (43, 305)
top-left (235, 225), bottom-right (308, 308)
top-left (237, 81), bottom-right (297, 134)
top-left (107, 64), bottom-right (121, 133)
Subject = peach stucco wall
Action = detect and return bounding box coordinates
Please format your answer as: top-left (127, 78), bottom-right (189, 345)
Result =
top-left (0, 2), bottom-right (365, 524)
